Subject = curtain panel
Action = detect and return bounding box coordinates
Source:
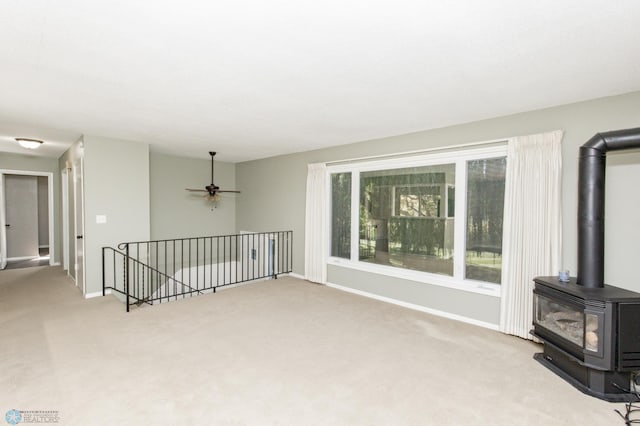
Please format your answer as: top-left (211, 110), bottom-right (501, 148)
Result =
top-left (500, 130), bottom-right (563, 339)
top-left (304, 163), bottom-right (328, 283)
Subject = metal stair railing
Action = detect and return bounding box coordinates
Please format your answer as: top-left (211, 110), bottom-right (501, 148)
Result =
top-left (102, 230), bottom-right (293, 311)
top-left (102, 247), bottom-right (205, 311)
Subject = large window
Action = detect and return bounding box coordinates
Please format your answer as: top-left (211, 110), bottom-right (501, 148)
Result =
top-left (328, 145), bottom-right (507, 292)
top-left (465, 158), bottom-right (506, 284)
top-left (359, 164), bottom-right (455, 276)
top-left (331, 172), bottom-right (351, 259)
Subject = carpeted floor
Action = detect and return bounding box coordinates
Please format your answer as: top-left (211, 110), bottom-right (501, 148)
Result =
top-left (0, 266), bottom-right (626, 425)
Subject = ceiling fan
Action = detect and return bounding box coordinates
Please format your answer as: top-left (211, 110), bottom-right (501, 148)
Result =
top-left (186, 151), bottom-right (240, 201)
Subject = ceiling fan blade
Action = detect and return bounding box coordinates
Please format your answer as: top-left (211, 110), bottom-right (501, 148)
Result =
top-left (185, 188), bottom-right (208, 192)
top-left (217, 190), bottom-right (241, 193)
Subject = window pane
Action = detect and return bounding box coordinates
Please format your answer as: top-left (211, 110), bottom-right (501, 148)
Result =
top-left (360, 164), bottom-right (455, 276)
top-left (331, 172), bottom-right (351, 258)
top-left (465, 158), bottom-right (506, 284)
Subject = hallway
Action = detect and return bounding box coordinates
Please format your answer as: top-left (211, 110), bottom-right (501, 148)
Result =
top-left (4, 247), bottom-right (50, 270)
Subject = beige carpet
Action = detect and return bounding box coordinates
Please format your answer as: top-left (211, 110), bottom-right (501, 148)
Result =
top-left (0, 266), bottom-right (624, 425)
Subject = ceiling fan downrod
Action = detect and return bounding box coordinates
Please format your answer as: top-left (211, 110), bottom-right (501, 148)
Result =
top-left (209, 151), bottom-right (216, 186)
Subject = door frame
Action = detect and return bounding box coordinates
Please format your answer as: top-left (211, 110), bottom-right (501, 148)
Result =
top-left (61, 168), bottom-right (70, 272)
top-left (73, 159), bottom-right (86, 294)
top-left (0, 173), bottom-right (5, 269)
top-left (0, 169), bottom-right (55, 268)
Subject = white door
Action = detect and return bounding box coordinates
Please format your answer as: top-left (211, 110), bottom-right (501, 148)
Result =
top-left (0, 173), bottom-right (6, 269)
top-left (68, 167), bottom-right (76, 279)
top-left (5, 175), bottom-right (39, 260)
top-left (73, 160), bottom-right (85, 293)
top-left (61, 169), bottom-right (69, 271)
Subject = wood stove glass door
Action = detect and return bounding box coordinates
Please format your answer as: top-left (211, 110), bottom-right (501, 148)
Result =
top-left (534, 293), bottom-right (584, 349)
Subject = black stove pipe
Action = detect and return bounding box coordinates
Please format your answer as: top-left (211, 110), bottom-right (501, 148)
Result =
top-left (578, 127), bottom-right (640, 288)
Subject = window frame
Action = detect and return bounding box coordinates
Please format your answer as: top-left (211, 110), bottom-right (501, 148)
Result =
top-left (326, 144), bottom-right (507, 297)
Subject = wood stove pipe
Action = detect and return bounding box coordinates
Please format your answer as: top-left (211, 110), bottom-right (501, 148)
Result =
top-left (578, 127), bottom-right (640, 288)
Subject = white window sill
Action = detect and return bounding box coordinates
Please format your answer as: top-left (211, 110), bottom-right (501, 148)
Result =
top-left (327, 257), bottom-right (501, 298)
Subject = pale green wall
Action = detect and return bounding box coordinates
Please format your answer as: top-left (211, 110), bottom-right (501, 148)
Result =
top-left (149, 152), bottom-right (236, 239)
top-left (0, 152), bottom-right (61, 264)
top-left (85, 136), bottom-right (150, 294)
top-left (60, 136), bottom-right (151, 295)
top-left (236, 91), bottom-right (640, 326)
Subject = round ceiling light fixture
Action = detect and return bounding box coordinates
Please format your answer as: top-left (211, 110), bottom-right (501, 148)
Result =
top-left (15, 138), bottom-right (44, 149)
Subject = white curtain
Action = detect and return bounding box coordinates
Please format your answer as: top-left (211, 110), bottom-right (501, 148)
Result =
top-left (500, 130), bottom-right (563, 339)
top-left (304, 163), bottom-right (328, 283)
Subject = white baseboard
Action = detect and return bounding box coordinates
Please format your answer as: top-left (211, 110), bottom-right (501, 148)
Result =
top-left (85, 289), bottom-right (111, 299)
top-left (51, 262), bottom-right (61, 266)
top-left (286, 272), bottom-right (305, 280)
top-left (7, 256), bottom-right (38, 262)
top-left (325, 281), bottom-right (500, 332)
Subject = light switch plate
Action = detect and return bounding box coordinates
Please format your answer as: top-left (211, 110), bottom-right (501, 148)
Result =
top-left (96, 215), bottom-right (107, 224)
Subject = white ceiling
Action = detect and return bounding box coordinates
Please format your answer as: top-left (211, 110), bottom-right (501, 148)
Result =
top-left (1, 1), bottom-right (639, 163)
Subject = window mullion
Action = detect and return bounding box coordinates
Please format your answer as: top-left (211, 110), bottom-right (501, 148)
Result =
top-left (325, 171), bottom-right (333, 260)
top-left (453, 159), bottom-right (467, 280)
top-left (350, 171), bottom-right (360, 262)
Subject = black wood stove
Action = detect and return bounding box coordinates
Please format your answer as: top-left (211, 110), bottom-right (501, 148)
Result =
top-left (532, 128), bottom-right (640, 402)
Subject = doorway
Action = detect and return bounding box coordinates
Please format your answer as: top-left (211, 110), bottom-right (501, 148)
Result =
top-left (0, 170), bottom-right (55, 270)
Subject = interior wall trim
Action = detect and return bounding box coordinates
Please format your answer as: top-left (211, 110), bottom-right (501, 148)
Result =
top-left (325, 138), bottom-right (508, 166)
top-left (6, 256), bottom-right (39, 262)
top-left (85, 289), bottom-right (111, 299)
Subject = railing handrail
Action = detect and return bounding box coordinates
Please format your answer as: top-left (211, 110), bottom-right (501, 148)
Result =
top-left (104, 246), bottom-right (203, 295)
top-left (103, 247), bottom-right (205, 307)
top-left (117, 230), bottom-right (289, 250)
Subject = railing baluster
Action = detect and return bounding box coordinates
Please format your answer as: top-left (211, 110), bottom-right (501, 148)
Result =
top-left (253, 233), bottom-right (257, 280)
top-left (125, 244), bottom-right (130, 312)
top-left (211, 237), bottom-right (214, 289)
top-left (196, 237), bottom-right (199, 292)
top-left (155, 241), bottom-right (159, 302)
top-left (216, 236), bottom-right (219, 291)
top-left (181, 240), bottom-right (185, 299)
top-left (112, 249), bottom-right (116, 292)
top-left (102, 247), bottom-right (106, 296)
top-left (237, 235), bottom-right (240, 283)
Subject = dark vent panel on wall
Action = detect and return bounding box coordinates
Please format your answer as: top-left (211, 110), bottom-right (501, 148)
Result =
top-left (618, 303), bottom-right (640, 370)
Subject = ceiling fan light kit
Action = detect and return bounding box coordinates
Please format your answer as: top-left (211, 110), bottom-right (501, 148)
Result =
top-left (186, 151), bottom-right (240, 204)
